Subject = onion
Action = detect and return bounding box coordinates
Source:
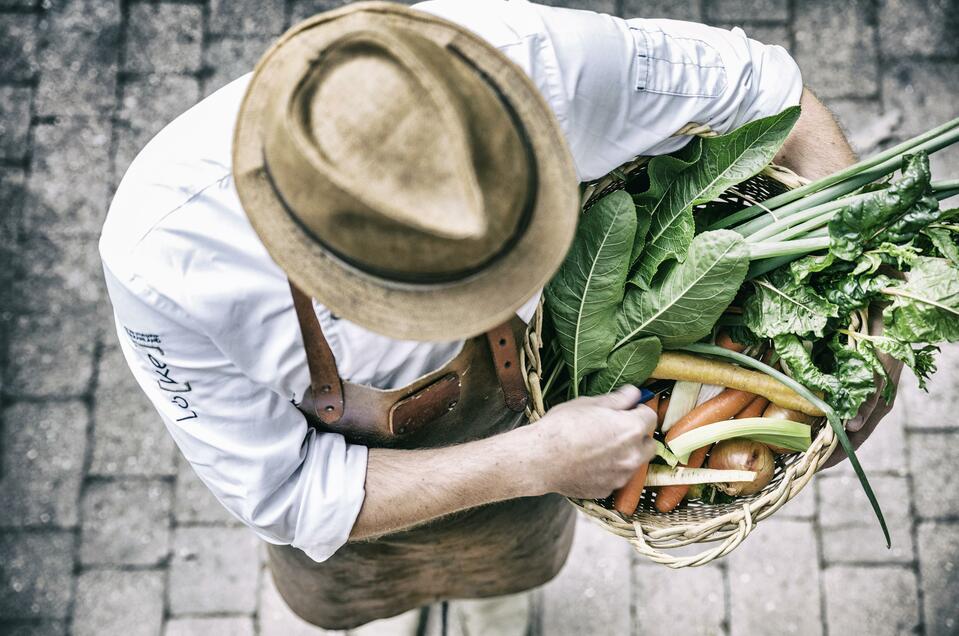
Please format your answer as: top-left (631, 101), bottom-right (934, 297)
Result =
top-left (706, 439), bottom-right (775, 496)
top-left (762, 403), bottom-right (819, 453)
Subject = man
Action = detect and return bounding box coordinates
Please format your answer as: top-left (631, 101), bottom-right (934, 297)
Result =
top-left (100, 0), bottom-right (894, 632)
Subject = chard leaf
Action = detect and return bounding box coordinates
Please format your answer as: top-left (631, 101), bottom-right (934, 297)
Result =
top-left (874, 194), bottom-right (942, 246)
top-left (773, 334), bottom-right (843, 398)
top-left (545, 191), bottom-right (637, 395)
top-left (829, 337), bottom-right (882, 418)
top-left (923, 227), bottom-right (959, 266)
top-left (630, 146), bottom-right (701, 286)
top-left (585, 336), bottom-right (662, 396)
top-left (790, 252), bottom-right (837, 283)
top-left (633, 107), bottom-right (800, 287)
top-left (828, 153), bottom-right (932, 260)
top-left (629, 198), bottom-right (654, 269)
top-left (743, 269), bottom-right (838, 339)
top-left (617, 230), bottom-right (749, 349)
top-left (883, 257), bottom-right (959, 343)
top-left (821, 273), bottom-right (895, 316)
top-left (860, 335), bottom-right (938, 392)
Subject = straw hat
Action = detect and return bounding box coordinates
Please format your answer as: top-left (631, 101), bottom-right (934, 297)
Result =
top-left (233, 1), bottom-right (579, 341)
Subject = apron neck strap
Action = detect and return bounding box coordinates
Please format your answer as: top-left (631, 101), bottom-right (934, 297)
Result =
top-left (289, 281), bottom-right (345, 425)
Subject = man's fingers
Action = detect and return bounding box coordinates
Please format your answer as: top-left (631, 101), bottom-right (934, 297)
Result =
top-left (630, 403), bottom-right (658, 435)
top-left (592, 384), bottom-right (642, 410)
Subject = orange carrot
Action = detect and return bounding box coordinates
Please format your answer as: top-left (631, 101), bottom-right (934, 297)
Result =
top-left (664, 389), bottom-right (755, 443)
top-left (613, 395), bottom-right (659, 516)
top-left (716, 330), bottom-right (746, 353)
top-left (655, 446), bottom-right (709, 513)
top-left (655, 389), bottom-right (756, 513)
top-left (735, 396), bottom-right (769, 420)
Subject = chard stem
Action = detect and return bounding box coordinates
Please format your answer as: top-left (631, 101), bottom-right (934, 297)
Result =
top-left (679, 342), bottom-right (890, 547)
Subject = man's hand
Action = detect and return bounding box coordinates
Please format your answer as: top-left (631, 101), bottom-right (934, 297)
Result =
top-left (821, 304), bottom-right (905, 469)
top-left (525, 385), bottom-right (658, 499)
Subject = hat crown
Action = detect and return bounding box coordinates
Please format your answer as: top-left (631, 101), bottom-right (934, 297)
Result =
top-left (262, 23), bottom-right (533, 281)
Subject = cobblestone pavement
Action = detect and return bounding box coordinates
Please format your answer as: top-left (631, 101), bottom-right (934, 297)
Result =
top-left (1, 0), bottom-right (958, 634)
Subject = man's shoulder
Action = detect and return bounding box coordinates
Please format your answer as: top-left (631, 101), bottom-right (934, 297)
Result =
top-left (100, 74), bottom-right (253, 268)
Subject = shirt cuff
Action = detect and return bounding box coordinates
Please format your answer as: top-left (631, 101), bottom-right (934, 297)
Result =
top-left (289, 431), bottom-right (368, 562)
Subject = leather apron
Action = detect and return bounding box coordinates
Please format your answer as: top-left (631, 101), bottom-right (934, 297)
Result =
top-left (267, 284), bottom-right (575, 630)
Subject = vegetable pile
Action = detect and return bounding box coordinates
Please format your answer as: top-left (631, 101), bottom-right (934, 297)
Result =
top-left (543, 108), bottom-right (959, 542)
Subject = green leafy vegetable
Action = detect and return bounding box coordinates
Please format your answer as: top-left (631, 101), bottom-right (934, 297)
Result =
top-left (632, 107), bottom-right (800, 287)
top-left (923, 227), bottom-right (959, 266)
top-left (743, 269), bottom-right (838, 339)
top-left (545, 191), bottom-right (637, 396)
top-left (585, 337), bottom-right (662, 396)
top-left (617, 230), bottom-right (749, 349)
top-left (883, 257), bottom-right (959, 343)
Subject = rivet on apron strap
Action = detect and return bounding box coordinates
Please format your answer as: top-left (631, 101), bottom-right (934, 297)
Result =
top-left (289, 281), bottom-right (344, 424)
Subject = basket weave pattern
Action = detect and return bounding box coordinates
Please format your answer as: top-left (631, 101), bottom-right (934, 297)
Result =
top-left (520, 153), bottom-right (841, 568)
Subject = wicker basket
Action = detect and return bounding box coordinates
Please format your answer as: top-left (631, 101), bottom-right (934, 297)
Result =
top-left (519, 149), bottom-right (841, 569)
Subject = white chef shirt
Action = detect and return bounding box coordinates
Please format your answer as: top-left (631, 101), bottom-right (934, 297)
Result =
top-left (100, 0), bottom-right (802, 562)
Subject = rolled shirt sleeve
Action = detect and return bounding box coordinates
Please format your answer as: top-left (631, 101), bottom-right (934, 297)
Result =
top-left (103, 265), bottom-right (368, 562)
top-left (497, 3), bottom-right (804, 180)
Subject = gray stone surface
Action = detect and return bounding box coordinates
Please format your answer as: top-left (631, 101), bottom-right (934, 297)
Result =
top-left (0, 401), bottom-right (88, 528)
top-left (823, 566), bottom-right (920, 636)
top-left (201, 35), bottom-right (272, 97)
top-left (793, 0), bottom-right (878, 99)
top-left (0, 531), bottom-right (74, 620)
top-left (72, 570), bottom-right (164, 636)
top-left (634, 563), bottom-right (725, 635)
top-left (164, 617), bottom-right (256, 636)
top-left (539, 518), bottom-right (632, 635)
top-left (908, 431), bottom-right (959, 519)
top-left (622, 0), bottom-right (703, 21)
top-left (89, 344), bottom-right (177, 477)
top-left (1, 1), bottom-right (958, 634)
top-left (728, 519), bottom-right (821, 636)
top-left (0, 14), bottom-right (39, 81)
top-left (708, 0), bottom-right (788, 22)
top-left (79, 479), bottom-right (172, 566)
top-left (917, 522), bottom-right (959, 636)
top-left (0, 86), bottom-right (31, 161)
top-left (818, 474), bottom-right (914, 563)
top-left (209, 0), bottom-right (286, 36)
top-left (22, 117), bottom-right (113, 237)
top-left (124, 3), bottom-right (203, 74)
top-left (34, 2), bottom-right (119, 118)
top-left (168, 527), bottom-right (260, 615)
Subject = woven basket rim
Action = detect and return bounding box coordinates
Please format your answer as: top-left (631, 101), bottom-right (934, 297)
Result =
top-left (521, 152), bottom-right (837, 569)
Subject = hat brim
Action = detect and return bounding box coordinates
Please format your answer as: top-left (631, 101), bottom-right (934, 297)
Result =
top-left (233, 1), bottom-right (579, 341)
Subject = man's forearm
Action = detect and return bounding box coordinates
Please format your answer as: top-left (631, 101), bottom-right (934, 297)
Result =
top-left (350, 425), bottom-right (548, 540)
top-left (774, 87), bottom-right (857, 180)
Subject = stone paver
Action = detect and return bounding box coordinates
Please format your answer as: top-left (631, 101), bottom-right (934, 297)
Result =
top-left (79, 479), bottom-right (172, 566)
top-left (917, 521), bottom-right (959, 636)
top-left (539, 518), bottom-right (632, 635)
top-left (818, 474), bottom-right (914, 564)
top-left (34, 0), bottom-right (120, 118)
top-left (164, 617), bottom-right (255, 636)
top-left (634, 563), bottom-right (726, 635)
top-left (728, 519), bottom-right (821, 636)
top-left (823, 566), bottom-right (920, 636)
top-left (124, 3), bottom-right (203, 74)
top-left (0, 401), bottom-right (88, 528)
top-left (168, 527), bottom-right (260, 615)
top-left (72, 570), bottom-right (164, 636)
top-left (0, 531), bottom-right (74, 620)
top-left (1, 1), bottom-right (958, 635)
top-left (908, 431), bottom-right (959, 519)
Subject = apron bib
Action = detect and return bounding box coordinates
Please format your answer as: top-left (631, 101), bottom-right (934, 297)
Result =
top-left (267, 284), bottom-right (575, 630)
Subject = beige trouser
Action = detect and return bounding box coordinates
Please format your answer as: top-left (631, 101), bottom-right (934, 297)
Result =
top-left (349, 592), bottom-right (533, 636)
